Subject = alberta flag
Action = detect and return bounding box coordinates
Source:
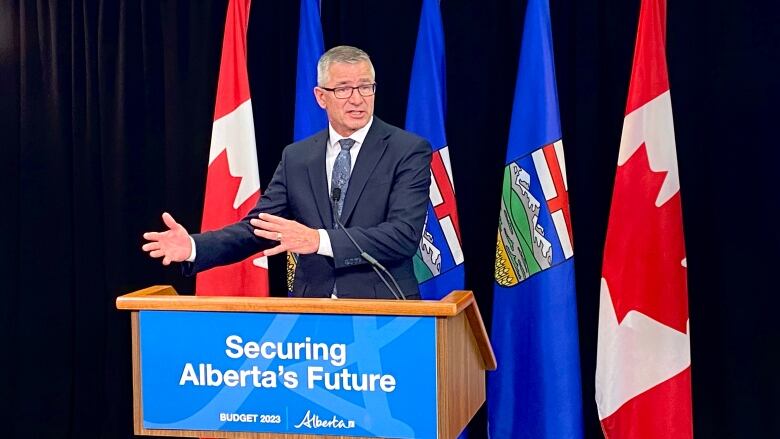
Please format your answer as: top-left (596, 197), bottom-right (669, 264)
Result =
top-left (406, 0), bottom-right (465, 300)
top-left (487, 0), bottom-right (584, 437)
top-left (197, 0), bottom-right (268, 297)
top-left (294, 0), bottom-right (326, 141)
top-left (287, 0), bottom-right (326, 293)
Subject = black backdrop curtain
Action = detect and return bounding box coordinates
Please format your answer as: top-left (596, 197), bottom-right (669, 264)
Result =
top-left (1, 0), bottom-right (778, 437)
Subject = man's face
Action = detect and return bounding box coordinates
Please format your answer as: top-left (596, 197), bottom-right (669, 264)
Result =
top-left (314, 61), bottom-right (375, 137)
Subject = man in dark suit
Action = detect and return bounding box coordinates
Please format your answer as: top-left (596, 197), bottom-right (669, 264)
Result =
top-left (142, 46), bottom-right (432, 299)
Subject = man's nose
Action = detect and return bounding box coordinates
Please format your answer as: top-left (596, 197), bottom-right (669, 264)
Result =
top-left (348, 89), bottom-right (364, 105)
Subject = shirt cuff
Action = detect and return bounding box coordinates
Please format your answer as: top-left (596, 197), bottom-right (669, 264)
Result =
top-left (316, 229), bottom-right (333, 257)
top-left (186, 236), bottom-right (197, 262)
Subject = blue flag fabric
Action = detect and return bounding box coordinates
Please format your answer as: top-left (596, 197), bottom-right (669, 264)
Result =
top-left (405, 0), bottom-right (465, 300)
top-left (487, 0), bottom-right (584, 437)
top-left (294, 0), bottom-right (326, 141)
top-left (289, 0), bottom-right (326, 293)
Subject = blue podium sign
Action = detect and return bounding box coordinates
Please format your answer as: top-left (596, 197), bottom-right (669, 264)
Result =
top-left (139, 311), bottom-right (438, 438)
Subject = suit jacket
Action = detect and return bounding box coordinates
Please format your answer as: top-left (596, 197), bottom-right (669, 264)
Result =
top-left (186, 117), bottom-right (433, 299)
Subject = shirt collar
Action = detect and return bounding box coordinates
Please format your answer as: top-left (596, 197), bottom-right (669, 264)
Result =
top-left (328, 116), bottom-right (374, 147)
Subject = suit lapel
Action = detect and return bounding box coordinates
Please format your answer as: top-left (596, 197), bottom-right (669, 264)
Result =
top-left (341, 118), bottom-right (390, 225)
top-left (305, 130), bottom-right (333, 227)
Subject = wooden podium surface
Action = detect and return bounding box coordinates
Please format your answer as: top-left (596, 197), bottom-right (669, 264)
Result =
top-left (117, 286), bottom-right (496, 439)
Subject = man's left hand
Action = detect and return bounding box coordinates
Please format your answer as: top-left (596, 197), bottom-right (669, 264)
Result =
top-left (250, 213), bottom-right (320, 256)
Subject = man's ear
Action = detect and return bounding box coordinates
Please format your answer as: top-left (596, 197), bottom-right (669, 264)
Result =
top-left (313, 87), bottom-right (327, 109)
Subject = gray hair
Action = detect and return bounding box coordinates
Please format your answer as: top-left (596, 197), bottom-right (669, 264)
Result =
top-left (317, 46), bottom-right (376, 86)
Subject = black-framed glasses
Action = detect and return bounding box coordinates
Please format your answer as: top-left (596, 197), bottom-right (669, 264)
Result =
top-left (320, 83), bottom-right (377, 99)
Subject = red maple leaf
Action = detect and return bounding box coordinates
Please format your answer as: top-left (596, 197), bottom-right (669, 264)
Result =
top-left (602, 144), bottom-right (689, 333)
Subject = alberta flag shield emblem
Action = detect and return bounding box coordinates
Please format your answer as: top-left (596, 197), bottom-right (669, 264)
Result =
top-left (496, 140), bottom-right (573, 287)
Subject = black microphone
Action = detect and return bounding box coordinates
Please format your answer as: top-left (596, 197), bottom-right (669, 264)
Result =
top-left (330, 188), bottom-right (406, 300)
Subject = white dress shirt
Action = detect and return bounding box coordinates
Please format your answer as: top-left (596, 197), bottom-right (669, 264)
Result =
top-left (316, 117), bottom-right (373, 257)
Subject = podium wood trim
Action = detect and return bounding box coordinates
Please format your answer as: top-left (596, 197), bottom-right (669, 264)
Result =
top-left (120, 286), bottom-right (496, 439)
top-left (119, 286), bottom-right (474, 317)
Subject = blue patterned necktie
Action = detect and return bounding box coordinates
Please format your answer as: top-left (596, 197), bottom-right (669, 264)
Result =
top-left (330, 138), bottom-right (355, 298)
top-left (331, 138), bottom-right (355, 224)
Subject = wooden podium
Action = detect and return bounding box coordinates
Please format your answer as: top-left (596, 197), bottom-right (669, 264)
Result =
top-left (116, 286), bottom-right (496, 439)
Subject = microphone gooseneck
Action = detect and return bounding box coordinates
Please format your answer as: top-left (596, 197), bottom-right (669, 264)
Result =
top-left (330, 188), bottom-right (406, 300)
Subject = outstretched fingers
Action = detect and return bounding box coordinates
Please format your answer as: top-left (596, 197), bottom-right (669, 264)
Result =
top-left (249, 213), bottom-right (318, 256)
top-left (143, 231), bottom-right (165, 241)
top-left (141, 211), bottom-right (194, 266)
top-left (257, 213), bottom-right (288, 224)
top-left (149, 249), bottom-right (165, 258)
top-left (142, 242), bottom-right (161, 252)
top-left (161, 212), bottom-right (179, 230)
top-left (263, 243), bottom-right (287, 257)
top-left (250, 217), bottom-right (281, 232)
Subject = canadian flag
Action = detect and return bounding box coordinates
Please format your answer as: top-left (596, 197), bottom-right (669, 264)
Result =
top-left (596, 0), bottom-right (693, 437)
top-left (196, 0), bottom-right (269, 297)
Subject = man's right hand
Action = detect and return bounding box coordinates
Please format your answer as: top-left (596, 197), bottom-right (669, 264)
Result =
top-left (142, 212), bottom-right (192, 265)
